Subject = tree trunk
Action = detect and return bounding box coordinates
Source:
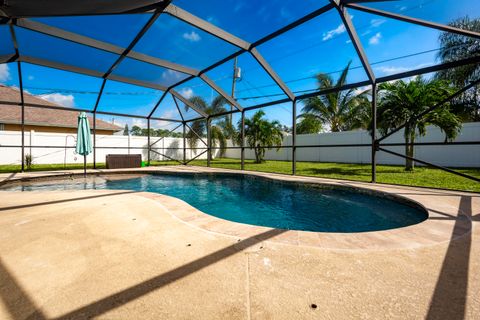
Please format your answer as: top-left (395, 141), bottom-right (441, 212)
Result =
top-left (405, 133), bottom-right (415, 171)
top-left (254, 146), bottom-right (261, 163)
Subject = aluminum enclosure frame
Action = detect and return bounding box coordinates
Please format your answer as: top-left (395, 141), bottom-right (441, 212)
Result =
top-left (0, 0), bottom-right (478, 188)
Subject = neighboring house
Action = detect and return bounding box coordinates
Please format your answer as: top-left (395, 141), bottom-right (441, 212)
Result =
top-left (0, 85), bottom-right (121, 134)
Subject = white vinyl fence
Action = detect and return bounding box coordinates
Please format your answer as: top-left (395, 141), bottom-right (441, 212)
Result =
top-left (224, 122), bottom-right (480, 168)
top-left (0, 122), bottom-right (479, 167)
top-left (0, 131), bottom-right (208, 166)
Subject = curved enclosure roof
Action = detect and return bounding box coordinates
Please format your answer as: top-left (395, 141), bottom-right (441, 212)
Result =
top-left (0, 0), bottom-right (479, 121)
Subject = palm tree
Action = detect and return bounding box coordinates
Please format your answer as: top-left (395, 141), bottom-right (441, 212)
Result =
top-left (377, 76), bottom-right (462, 171)
top-left (299, 62), bottom-right (371, 132)
top-left (185, 96), bottom-right (231, 156)
top-left (235, 110), bottom-right (283, 163)
top-left (436, 16), bottom-right (480, 121)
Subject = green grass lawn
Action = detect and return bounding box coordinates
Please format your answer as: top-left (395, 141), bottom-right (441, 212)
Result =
top-left (1, 158), bottom-right (478, 192)
top-left (187, 158), bottom-right (480, 192)
top-left (0, 163), bottom-right (106, 173)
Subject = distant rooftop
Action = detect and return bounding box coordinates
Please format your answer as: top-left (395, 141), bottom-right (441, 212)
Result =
top-left (0, 85), bottom-right (121, 131)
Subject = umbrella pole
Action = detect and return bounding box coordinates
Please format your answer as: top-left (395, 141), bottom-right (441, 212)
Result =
top-left (84, 155), bottom-right (86, 177)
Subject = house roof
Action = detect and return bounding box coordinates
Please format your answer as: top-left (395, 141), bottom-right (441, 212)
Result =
top-left (0, 85), bottom-right (122, 132)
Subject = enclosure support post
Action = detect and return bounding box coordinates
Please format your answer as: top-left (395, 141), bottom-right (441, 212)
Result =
top-left (241, 111), bottom-right (245, 170)
top-left (16, 62), bottom-right (25, 172)
top-left (292, 99), bottom-right (297, 175)
top-left (371, 83), bottom-right (377, 183)
top-left (147, 118), bottom-right (151, 166)
top-left (183, 122), bottom-right (186, 165)
top-left (207, 117), bottom-right (211, 167)
top-left (93, 112), bottom-right (96, 169)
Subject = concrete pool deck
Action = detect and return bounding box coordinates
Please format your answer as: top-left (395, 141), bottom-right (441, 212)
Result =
top-left (0, 166), bottom-right (479, 319)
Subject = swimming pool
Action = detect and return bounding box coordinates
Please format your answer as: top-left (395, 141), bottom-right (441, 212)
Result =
top-left (1, 173), bottom-right (428, 233)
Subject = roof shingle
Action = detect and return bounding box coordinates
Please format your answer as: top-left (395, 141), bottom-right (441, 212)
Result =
top-left (0, 85), bottom-right (122, 131)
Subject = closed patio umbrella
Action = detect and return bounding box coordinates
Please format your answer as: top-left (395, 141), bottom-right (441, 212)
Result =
top-left (76, 112), bottom-right (93, 177)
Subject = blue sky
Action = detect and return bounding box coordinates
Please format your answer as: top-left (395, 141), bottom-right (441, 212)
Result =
top-left (0, 0), bottom-right (478, 130)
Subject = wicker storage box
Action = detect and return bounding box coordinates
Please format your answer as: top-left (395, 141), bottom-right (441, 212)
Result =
top-left (106, 154), bottom-right (142, 169)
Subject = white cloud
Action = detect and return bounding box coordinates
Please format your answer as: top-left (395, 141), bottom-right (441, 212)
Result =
top-left (182, 31), bottom-right (201, 42)
top-left (375, 66), bottom-right (410, 75)
top-left (370, 19), bottom-right (386, 28)
top-left (38, 93), bottom-right (75, 107)
top-left (360, 19), bottom-right (385, 38)
top-left (152, 110), bottom-right (180, 128)
top-left (361, 30), bottom-right (372, 37)
top-left (0, 64), bottom-right (11, 83)
top-left (369, 32), bottom-right (382, 45)
top-left (132, 119), bottom-right (146, 128)
top-left (180, 87), bottom-right (194, 99)
top-left (345, 39), bottom-right (352, 44)
top-left (353, 85), bottom-right (370, 96)
top-left (27, 75), bottom-right (34, 81)
top-left (375, 63), bottom-right (432, 76)
top-left (399, 6), bottom-right (407, 11)
top-left (322, 23), bottom-right (346, 41)
top-left (161, 69), bottom-right (183, 83)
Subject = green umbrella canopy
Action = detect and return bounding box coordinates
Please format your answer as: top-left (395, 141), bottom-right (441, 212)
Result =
top-left (76, 112), bottom-right (93, 156)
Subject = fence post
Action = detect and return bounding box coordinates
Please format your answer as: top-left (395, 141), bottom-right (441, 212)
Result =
top-left (207, 117), bottom-right (211, 167)
top-left (241, 111), bottom-right (245, 170)
top-left (93, 112), bottom-right (96, 169)
top-left (147, 118), bottom-right (151, 166)
top-left (292, 99), bottom-right (297, 175)
top-left (371, 82), bottom-right (377, 183)
top-left (128, 132), bottom-right (131, 155)
top-left (17, 62), bottom-right (25, 172)
top-left (183, 122), bottom-right (186, 165)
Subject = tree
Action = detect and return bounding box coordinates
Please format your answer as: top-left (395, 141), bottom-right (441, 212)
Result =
top-left (140, 128), bottom-right (154, 136)
top-left (130, 125), bottom-right (142, 136)
top-left (123, 124), bottom-right (129, 136)
top-left (299, 62), bottom-right (370, 132)
top-left (296, 113), bottom-right (323, 134)
top-left (185, 96), bottom-right (231, 156)
top-left (436, 16), bottom-right (480, 121)
top-left (235, 110), bottom-right (283, 163)
top-left (377, 77), bottom-right (462, 171)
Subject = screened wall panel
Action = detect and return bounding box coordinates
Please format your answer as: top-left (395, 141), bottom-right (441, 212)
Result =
top-left (182, 116), bottom-right (208, 166)
top-left (239, 102), bottom-right (293, 174)
top-left (0, 0), bottom-right (476, 190)
top-left (173, 0), bottom-right (330, 42)
top-left (0, 63), bottom-right (20, 103)
top-left (15, 28), bottom-right (119, 73)
top-left (133, 14), bottom-right (239, 70)
top-left (96, 80), bottom-right (163, 117)
top-left (0, 26), bottom-right (15, 56)
top-left (31, 13), bottom-right (153, 47)
top-left (151, 93), bottom-right (184, 121)
top-left (349, 9), bottom-right (480, 78)
top-left (0, 62), bottom-right (21, 165)
top-left (21, 63), bottom-right (104, 110)
top-left (174, 77), bottom-right (230, 119)
top-left (94, 114), bottom-right (146, 166)
top-left (256, 10), bottom-right (369, 94)
top-left (148, 120), bottom-right (185, 165)
top-left (205, 52), bottom-right (288, 107)
top-left (357, 0), bottom-right (480, 32)
top-left (155, 91), bottom-right (206, 121)
top-left (112, 57), bottom-right (190, 88)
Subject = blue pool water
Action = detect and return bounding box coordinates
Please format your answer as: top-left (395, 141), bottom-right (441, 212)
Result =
top-left (2, 174), bottom-right (427, 232)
